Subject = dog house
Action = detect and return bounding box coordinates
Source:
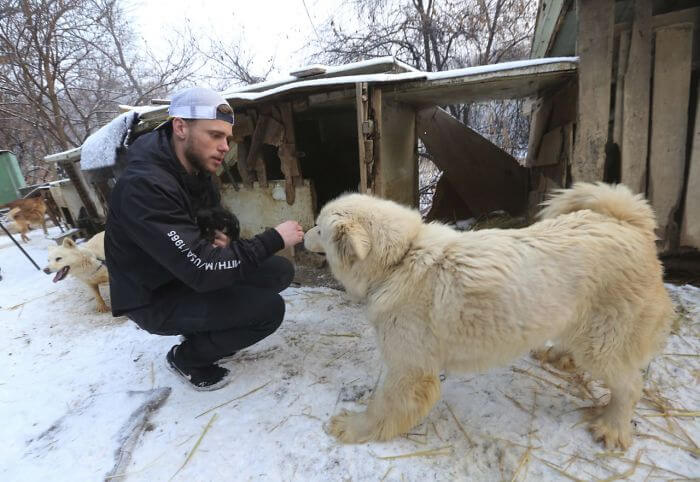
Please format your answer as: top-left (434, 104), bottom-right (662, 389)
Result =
top-left (44, 57), bottom-right (577, 238)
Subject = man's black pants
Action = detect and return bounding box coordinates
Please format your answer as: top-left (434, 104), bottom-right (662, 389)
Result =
top-left (128, 256), bottom-right (294, 368)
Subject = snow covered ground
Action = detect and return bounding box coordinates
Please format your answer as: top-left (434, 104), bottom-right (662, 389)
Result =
top-left (1, 227), bottom-right (698, 481)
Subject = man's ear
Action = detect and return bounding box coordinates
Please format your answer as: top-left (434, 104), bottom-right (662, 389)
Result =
top-left (62, 237), bottom-right (76, 248)
top-left (171, 117), bottom-right (189, 140)
top-left (334, 220), bottom-right (370, 262)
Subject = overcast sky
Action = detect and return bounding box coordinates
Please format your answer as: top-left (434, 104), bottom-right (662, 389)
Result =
top-left (132, 0), bottom-right (339, 86)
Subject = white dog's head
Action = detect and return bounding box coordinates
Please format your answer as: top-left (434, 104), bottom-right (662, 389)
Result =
top-left (304, 193), bottom-right (422, 299)
top-left (43, 238), bottom-right (91, 282)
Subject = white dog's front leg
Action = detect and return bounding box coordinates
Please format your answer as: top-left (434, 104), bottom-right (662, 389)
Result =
top-left (89, 284), bottom-right (109, 313)
top-left (327, 369), bottom-right (441, 443)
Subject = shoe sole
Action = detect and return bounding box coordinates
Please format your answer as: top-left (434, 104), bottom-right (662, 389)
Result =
top-left (165, 357), bottom-right (232, 392)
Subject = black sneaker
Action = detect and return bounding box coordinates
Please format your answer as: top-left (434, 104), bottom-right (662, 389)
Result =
top-left (166, 345), bottom-right (231, 391)
top-left (217, 351), bottom-right (239, 364)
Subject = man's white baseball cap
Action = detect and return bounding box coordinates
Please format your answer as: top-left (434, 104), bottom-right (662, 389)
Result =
top-left (157, 87), bottom-right (234, 128)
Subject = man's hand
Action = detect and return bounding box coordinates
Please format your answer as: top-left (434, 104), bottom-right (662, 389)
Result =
top-left (275, 220), bottom-right (304, 248)
top-left (212, 229), bottom-right (230, 248)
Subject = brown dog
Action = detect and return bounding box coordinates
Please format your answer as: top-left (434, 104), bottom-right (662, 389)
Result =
top-left (2, 197), bottom-right (48, 242)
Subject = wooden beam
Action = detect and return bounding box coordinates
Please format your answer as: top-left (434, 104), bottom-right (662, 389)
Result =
top-left (649, 24), bottom-right (693, 251)
top-left (620, 0), bottom-right (652, 194)
top-left (246, 113), bottom-right (270, 188)
top-left (383, 61), bottom-right (578, 106)
top-left (278, 102), bottom-right (302, 205)
top-left (572, 0), bottom-right (614, 183)
top-left (681, 78), bottom-right (700, 250)
top-left (531, 0), bottom-right (569, 58)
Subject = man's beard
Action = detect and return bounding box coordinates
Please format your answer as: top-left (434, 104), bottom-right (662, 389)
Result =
top-left (184, 139), bottom-right (207, 173)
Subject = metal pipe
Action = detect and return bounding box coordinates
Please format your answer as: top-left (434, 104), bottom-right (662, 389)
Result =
top-left (0, 220), bottom-right (42, 271)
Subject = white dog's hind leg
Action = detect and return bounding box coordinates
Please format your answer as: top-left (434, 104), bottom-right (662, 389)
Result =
top-left (327, 368), bottom-right (441, 443)
top-left (589, 368), bottom-right (641, 450)
top-left (532, 346), bottom-right (577, 372)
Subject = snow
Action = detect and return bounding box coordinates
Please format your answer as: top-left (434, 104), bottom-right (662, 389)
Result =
top-left (1, 226), bottom-right (698, 481)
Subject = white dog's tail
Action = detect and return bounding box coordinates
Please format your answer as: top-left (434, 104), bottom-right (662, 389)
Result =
top-left (6, 207), bottom-right (21, 221)
top-left (538, 182), bottom-right (657, 235)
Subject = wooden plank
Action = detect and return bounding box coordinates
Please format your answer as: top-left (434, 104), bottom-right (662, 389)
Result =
top-left (236, 143), bottom-right (253, 188)
top-left (231, 113), bottom-right (254, 143)
top-left (263, 116), bottom-right (284, 146)
top-left (246, 113), bottom-right (270, 189)
top-left (382, 60), bottom-right (578, 106)
top-left (615, 7), bottom-right (700, 33)
top-left (278, 102), bottom-right (302, 205)
top-left (525, 96), bottom-right (553, 167)
top-left (355, 83), bottom-right (369, 193)
top-left (531, 0), bottom-right (568, 58)
top-left (369, 87), bottom-right (382, 193)
top-left (572, 0), bottom-right (614, 183)
top-left (648, 24), bottom-right (693, 251)
top-left (620, 0), bottom-right (652, 194)
top-left (533, 126), bottom-right (565, 167)
top-left (416, 106), bottom-right (528, 216)
top-left (681, 78), bottom-right (700, 249)
top-left (613, 29), bottom-right (630, 147)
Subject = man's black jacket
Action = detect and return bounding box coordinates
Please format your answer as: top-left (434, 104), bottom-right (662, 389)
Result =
top-left (105, 128), bottom-right (284, 316)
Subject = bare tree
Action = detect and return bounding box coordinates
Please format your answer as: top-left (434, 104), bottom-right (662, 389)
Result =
top-left (313, 0), bottom-right (533, 72)
top-left (197, 38), bottom-right (274, 90)
top-left (0, 0), bottom-right (200, 180)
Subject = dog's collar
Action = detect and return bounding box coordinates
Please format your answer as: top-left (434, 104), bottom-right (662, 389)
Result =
top-left (91, 257), bottom-right (107, 276)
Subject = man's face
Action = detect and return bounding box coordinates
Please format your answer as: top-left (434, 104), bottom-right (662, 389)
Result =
top-left (182, 119), bottom-right (233, 174)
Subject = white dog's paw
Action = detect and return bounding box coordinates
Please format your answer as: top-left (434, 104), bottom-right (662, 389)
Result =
top-left (327, 410), bottom-right (372, 444)
top-left (96, 303), bottom-right (109, 313)
top-left (589, 414), bottom-right (632, 450)
top-left (532, 347), bottom-right (577, 372)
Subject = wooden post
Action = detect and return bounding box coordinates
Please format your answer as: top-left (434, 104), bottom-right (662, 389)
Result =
top-left (278, 102), bottom-right (302, 205)
top-left (572, 0), bottom-right (614, 182)
top-left (246, 113), bottom-right (270, 188)
top-left (620, 0), bottom-right (652, 194)
top-left (648, 24), bottom-right (693, 251)
top-left (355, 83), bottom-right (369, 193)
top-left (681, 78), bottom-right (700, 249)
top-left (369, 87), bottom-right (382, 193)
top-left (236, 142), bottom-right (253, 188)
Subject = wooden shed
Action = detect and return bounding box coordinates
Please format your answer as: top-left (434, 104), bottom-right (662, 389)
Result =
top-left (528, 0), bottom-right (699, 254)
top-left (44, 56), bottom-right (577, 238)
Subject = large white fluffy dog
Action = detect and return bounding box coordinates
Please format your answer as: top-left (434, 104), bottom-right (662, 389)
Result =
top-left (304, 182), bottom-right (672, 450)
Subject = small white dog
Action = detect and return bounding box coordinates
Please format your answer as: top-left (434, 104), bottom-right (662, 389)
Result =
top-left (304, 182), bottom-right (672, 450)
top-left (44, 232), bottom-right (109, 312)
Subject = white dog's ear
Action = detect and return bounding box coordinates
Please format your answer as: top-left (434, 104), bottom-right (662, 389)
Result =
top-left (335, 221), bottom-right (370, 262)
top-left (62, 238), bottom-right (76, 248)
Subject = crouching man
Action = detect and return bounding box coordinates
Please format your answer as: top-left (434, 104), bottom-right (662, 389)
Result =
top-left (105, 87), bottom-right (304, 390)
